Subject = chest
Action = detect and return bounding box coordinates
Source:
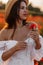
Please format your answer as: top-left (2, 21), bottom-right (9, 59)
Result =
top-left (5, 26), bottom-right (29, 41)
top-left (13, 27), bottom-right (29, 41)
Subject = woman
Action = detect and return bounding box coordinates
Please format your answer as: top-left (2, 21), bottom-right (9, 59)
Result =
top-left (0, 0), bottom-right (43, 65)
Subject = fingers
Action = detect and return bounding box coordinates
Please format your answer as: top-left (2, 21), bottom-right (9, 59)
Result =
top-left (27, 31), bottom-right (39, 41)
top-left (21, 42), bottom-right (27, 48)
top-left (28, 31), bottom-right (39, 37)
top-left (17, 42), bottom-right (27, 50)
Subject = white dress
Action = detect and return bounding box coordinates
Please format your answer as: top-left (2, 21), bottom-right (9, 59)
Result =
top-left (0, 35), bottom-right (43, 65)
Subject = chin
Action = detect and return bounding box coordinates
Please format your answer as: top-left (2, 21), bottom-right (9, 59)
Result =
top-left (22, 17), bottom-right (27, 20)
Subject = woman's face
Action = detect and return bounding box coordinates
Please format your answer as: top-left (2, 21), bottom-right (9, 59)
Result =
top-left (18, 1), bottom-right (28, 20)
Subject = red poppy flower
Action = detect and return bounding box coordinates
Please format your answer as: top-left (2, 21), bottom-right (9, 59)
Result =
top-left (29, 23), bottom-right (38, 31)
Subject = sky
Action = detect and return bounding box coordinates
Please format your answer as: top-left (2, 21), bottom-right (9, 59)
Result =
top-left (0, 0), bottom-right (43, 11)
top-left (29, 0), bottom-right (43, 11)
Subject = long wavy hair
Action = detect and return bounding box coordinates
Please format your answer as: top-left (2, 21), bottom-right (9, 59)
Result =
top-left (6, 0), bottom-right (27, 29)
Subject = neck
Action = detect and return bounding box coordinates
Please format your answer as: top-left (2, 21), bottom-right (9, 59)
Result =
top-left (17, 19), bottom-right (23, 28)
top-left (18, 19), bottom-right (23, 25)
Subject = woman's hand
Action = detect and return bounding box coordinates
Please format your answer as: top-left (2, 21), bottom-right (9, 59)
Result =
top-left (15, 42), bottom-right (27, 51)
top-left (27, 31), bottom-right (41, 49)
top-left (27, 31), bottom-right (39, 41)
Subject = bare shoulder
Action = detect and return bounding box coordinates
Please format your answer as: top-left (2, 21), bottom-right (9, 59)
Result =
top-left (0, 29), bottom-right (14, 41)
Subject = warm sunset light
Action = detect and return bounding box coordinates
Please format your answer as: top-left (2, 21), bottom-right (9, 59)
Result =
top-left (1, 0), bottom-right (43, 11)
top-left (29, 0), bottom-right (43, 11)
top-left (0, 0), bottom-right (8, 4)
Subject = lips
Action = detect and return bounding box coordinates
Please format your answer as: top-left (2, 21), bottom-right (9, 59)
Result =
top-left (23, 14), bottom-right (28, 16)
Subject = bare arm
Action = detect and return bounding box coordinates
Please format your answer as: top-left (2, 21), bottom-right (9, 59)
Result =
top-left (2, 42), bottom-right (27, 61)
top-left (32, 31), bottom-right (41, 49)
top-left (34, 36), bottom-right (41, 50)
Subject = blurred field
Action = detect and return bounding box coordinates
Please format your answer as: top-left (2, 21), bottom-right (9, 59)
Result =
top-left (27, 15), bottom-right (43, 29)
top-left (0, 12), bottom-right (8, 30)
